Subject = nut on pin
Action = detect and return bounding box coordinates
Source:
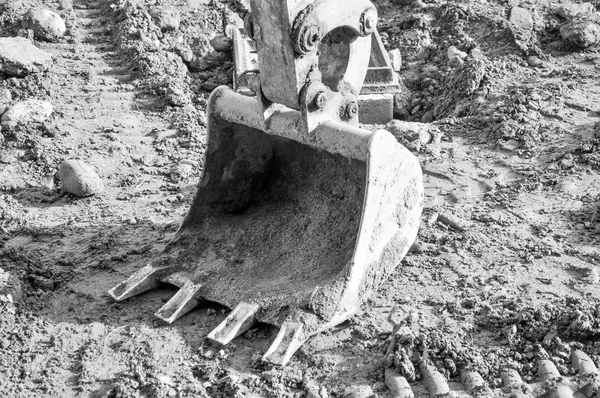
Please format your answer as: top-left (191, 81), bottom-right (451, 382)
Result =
top-left (343, 100), bottom-right (358, 120)
top-left (361, 7), bottom-right (378, 35)
top-left (312, 90), bottom-right (327, 110)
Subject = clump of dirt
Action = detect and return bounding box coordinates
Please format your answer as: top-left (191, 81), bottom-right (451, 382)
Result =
top-left (385, 297), bottom-right (600, 386)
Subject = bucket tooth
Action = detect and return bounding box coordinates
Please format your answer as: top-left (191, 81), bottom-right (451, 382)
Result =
top-left (501, 368), bottom-right (524, 389)
top-left (419, 363), bottom-right (450, 398)
top-left (538, 359), bottom-right (561, 381)
top-left (262, 322), bottom-right (305, 366)
top-left (108, 265), bottom-right (162, 302)
top-left (154, 281), bottom-right (202, 324)
top-left (461, 371), bottom-right (488, 395)
top-left (207, 302), bottom-right (259, 345)
top-left (572, 350), bottom-right (599, 381)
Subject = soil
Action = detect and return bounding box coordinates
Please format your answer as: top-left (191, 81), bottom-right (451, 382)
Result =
top-left (1, 0), bottom-right (600, 397)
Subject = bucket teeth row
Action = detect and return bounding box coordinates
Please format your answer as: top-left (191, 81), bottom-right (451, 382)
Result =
top-left (390, 349), bottom-right (600, 398)
top-left (207, 302), bottom-right (260, 345)
top-left (107, 265), bottom-right (162, 302)
top-left (154, 281), bottom-right (203, 324)
top-left (107, 272), bottom-right (308, 365)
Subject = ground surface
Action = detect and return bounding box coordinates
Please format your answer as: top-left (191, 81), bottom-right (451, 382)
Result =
top-left (1, 0), bottom-right (600, 397)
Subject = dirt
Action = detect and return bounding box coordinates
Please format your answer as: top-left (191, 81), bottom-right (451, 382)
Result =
top-left (1, 0), bottom-right (600, 397)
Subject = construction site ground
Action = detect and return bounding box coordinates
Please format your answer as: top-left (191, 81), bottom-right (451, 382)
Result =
top-left (1, 0), bottom-right (600, 396)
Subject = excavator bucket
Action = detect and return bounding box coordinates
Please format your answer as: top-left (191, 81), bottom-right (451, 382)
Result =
top-left (108, 0), bottom-right (424, 365)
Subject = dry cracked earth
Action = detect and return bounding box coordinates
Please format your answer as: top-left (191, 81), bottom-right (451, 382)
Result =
top-left (1, 0), bottom-right (600, 397)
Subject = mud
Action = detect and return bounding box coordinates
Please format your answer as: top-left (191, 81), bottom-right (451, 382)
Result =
top-left (1, 0), bottom-right (600, 396)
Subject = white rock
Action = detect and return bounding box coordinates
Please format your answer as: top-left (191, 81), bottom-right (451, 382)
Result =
top-left (510, 7), bottom-right (534, 31)
top-left (0, 89), bottom-right (12, 116)
top-left (22, 8), bottom-right (67, 41)
top-left (527, 55), bottom-right (544, 67)
top-left (561, 18), bottom-right (600, 48)
top-left (1, 99), bottom-right (52, 124)
top-left (556, 3), bottom-right (595, 21)
top-left (0, 37), bottom-right (53, 76)
top-left (447, 45), bottom-right (467, 67)
top-left (343, 385), bottom-right (374, 398)
top-left (150, 7), bottom-right (180, 32)
top-left (0, 268), bottom-right (22, 303)
top-left (388, 48), bottom-right (402, 72)
top-left (59, 160), bottom-right (104, 197)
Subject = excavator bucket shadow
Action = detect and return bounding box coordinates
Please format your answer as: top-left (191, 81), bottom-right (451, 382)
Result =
top-left (108, 86), bottom-right (423, 365)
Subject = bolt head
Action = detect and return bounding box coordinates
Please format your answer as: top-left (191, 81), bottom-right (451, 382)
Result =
top-left (362, 9), bottom-right (378, 34)
top-left (344, 101), bottom-right (358, 119)
top-left (307, 26), bottom-right (319, 44)
top-left (314, 91), bottom-right (327, 110)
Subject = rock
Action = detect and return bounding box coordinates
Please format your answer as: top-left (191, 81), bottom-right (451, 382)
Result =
top-left (0, 268), bottom-right (22, 303)
top-left (409, 241), bottom-right (423, 254)
top-left (510, 7), bottom-right (534, 31)
top-left (173, 42), bottom-right (193, 63)
top-left (392, 0), bottom-right (416, 5)
top-left (189, 50), bottom-right (230, 72)
top-left (527, 55), bottom-right (544, 67)
top-left (0, 37), bottom-right (53, 76)
top-left (150, 7), bottom-right (180, 32)
top-left (0, 89), bottom-right (12, 116)
top-left (447, 45), bottom-right (467, 67)
top-left (388, 48), bottom-right (402, 72)
top-left (1, 99), bottom-right (52, 124)
top-left (306, 380), bottom-right (329, 398)
top-left (344, 385), bottom-right (375, 398)
top-left (59, 159), bottom-right (104, 197)
top-left (556, 3), bottom-right (595, 21)
top-left (561, 18), bottom-right (600, 48)
top-left (210, 35), bottom-right (233, 52)
top-left (386, 119), bottom-right (441, 152)
top-left (22, 7), bottom-right (66, 42)
top-left (420, 109), bottom-right (434, 123)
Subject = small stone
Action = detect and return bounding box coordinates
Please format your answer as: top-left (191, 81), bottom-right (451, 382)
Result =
top-left (527, 55), bottom-right (544, 67)
top-left (0, 89), bottom-right (12, 116)
top-left (409, 241), bottom-right (423, 254)
top-left (561, 18), bottom-right (600, 49)
top-left (586, 267), bottom-right (599, 284)
top-left (420, 109), bottom-right (434, 123)
top-left (388, 48), bottom-right (402, 72)
top-left (510, 7), bottom-right (534, 31)
top-left (0, 37), bottom-right (53, 76)
top-left (150, 7), bottom-right (180, 32)
top-left (210, 35), bottom-right (233, 52)
top-left (447, 45), bottom-right (467, 67)
top-left (155, 374), bottom-right (173, 385)
top-left (59, 159), bottom-right (104, 197)
top-left (556, 3), bottom-right (595, 21)
top-left (0, 268), bottom-right (22, 303)
top-left (386, 119), bottom-right (435, 150)
top-left (22, 8), bottom-right (66, 42)
top-left (1, 99), bottom-right (52, 124)
top-left (343, 385), bottom-right (375, 398)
